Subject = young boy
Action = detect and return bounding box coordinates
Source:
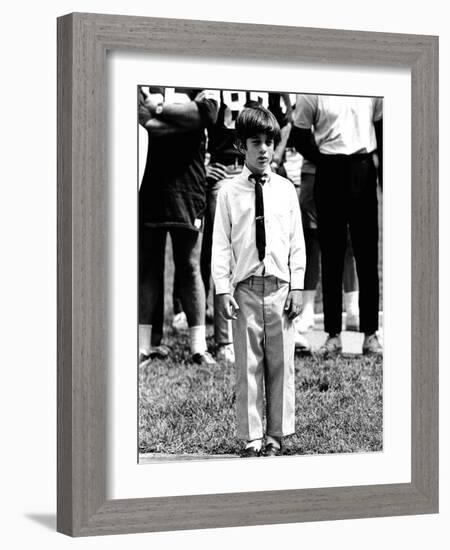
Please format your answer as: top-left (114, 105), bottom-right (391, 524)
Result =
top-left (212, 105), bottom-right (306, 457)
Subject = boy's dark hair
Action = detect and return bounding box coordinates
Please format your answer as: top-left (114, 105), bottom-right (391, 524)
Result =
top-left (235, 104), bottom-right (281, 149)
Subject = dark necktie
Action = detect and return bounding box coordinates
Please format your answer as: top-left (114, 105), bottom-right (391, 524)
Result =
top-left (249, 173), bottom-right (268, 261)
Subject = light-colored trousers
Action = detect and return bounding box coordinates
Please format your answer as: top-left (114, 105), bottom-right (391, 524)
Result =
top-left (232, 276), bottom-right (295, 441)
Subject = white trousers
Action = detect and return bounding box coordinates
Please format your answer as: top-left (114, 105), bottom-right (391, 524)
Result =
top-left (232, 276), bottom-right (295, 441)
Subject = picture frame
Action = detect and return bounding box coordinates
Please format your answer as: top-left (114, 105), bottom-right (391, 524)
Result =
top-left (57, 12), bottom-right (438, 536)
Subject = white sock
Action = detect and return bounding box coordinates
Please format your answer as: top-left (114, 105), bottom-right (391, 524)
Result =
top-left (189, 325), bottom-right (207, 355)
top-left (139, 324), bottom-right (152, 355)
top-left (344, 291), bottom-right (359, 316)
top-left (245, 439), bottom-right (262, 451)
top-left (266, 435), bottom-right (281, 449)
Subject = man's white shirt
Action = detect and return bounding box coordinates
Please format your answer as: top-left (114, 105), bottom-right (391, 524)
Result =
top-left (293, 94), bottom-right (383, 155)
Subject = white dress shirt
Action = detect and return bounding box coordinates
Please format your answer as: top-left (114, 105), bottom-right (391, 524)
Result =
top-left (212, 165), bottom-right (305, 295)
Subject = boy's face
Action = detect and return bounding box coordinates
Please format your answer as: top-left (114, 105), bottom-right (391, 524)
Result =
top-left (243, 133), bottom-right (275, 175)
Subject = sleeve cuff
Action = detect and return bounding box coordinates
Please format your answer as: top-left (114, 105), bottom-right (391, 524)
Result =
top-left (290, 271), bottom-right (304, 291)
top-left (215, 280), bottom-right (231, 295)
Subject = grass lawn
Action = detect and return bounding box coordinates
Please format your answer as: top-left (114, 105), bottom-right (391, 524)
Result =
top-left (139, 327), bottom-right (383, 457)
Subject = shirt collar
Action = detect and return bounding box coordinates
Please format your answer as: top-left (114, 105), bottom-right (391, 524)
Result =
top-left (242, 164), bottom-right (272, 184)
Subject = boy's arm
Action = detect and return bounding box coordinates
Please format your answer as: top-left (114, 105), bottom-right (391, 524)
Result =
top-left (288, 184), bottom-right (306, 292)
top-left (212, 187), bottom-right (239, 320)
top-left (212, 186), bottom-right (233, 296)
top-left (283, 184), bottom-right (305, 319)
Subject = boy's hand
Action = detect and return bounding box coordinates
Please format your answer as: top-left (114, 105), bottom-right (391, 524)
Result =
top-left (285, 290), bottom-right (302, 320)
top-left (216, 293), bottom-right (240, 320)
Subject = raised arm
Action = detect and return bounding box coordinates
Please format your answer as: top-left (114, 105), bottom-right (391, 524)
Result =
top-left (139, 87), bottom-right (218, 133)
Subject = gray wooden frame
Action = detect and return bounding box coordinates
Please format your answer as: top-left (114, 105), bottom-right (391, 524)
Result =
top-left (57, 12), bottom-right (439, 537)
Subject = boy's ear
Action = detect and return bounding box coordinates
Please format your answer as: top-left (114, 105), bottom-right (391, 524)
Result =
top-left (235, 139), bottom-right (247, 155)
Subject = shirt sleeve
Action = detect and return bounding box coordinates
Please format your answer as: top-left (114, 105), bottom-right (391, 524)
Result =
top-left (288, 183), bottom-right (306, 289)
top-left (212, 185), bottom-right (233, 294)
top-left (293, 94), bottom-right (318, 129)
top-left (195, 89), bottom-right (220, 128)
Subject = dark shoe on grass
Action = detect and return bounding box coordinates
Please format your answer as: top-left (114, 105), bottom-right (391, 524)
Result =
top-left (139, 345), bottom-right (170, 365)
top-left (192, 351), bottom-right (218, 366)
top-left (264, 443), bottom-right (283, 457)
top-left (241, 447), bottom-right (261, 458)
top-left (362, 333), bottom-right (383, 355)
top-left (317, 334), bottom-right (342, 357)
top-left (318, 368), bottom-right (330, 392)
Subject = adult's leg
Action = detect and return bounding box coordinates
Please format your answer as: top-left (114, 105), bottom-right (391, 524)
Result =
top-left (151, 292), bottom-right (164, 346)
top-left (347, 156), bottom-right (379, 334)
top-left (343, 232), bottom-right (359, 293)
top-left (296, 172), bottom-right (319, 335)
top-left (201, 175), bottom-right (233, 345)
top-left (139, 226), bottom-right (166, 323)
top-left (170, 228), bottom-right (205, 328)
top-left (200, 179), bottom-right (217, 304)
top-left (171, 268), bottom-right (189, 333)
top-left (139, 226), bottom-right (167, 353)
top-left (172, 270), bottom-right (184, 315)
top-left (342, 231), bottom-right (359, 331)
top-left (303, 228), bottom-right (321, 290)
top-left (299, 172), bottom-right (321, 291)
top-left (314, 158), bottom-right (348, 335)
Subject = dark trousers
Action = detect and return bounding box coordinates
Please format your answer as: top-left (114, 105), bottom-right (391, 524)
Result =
top-left (139, 226), bottom-right (205, 330)
top-left (314, 153), bottom-right (379, 335)
top-left (200, 173), bottom-right (237, 345)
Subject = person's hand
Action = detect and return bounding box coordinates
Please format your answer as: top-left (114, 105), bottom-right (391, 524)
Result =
top-left (216, 293), bottom-right (240, 320)
top-left (206, 162), bottom-right (228, 183)
top-left (194, 90), bottom-right (220, 103)
top-left (138, 100), bottom-right (152, 127)
top-left (284, 290), bottom-right (302, 320)
top-left (139, 87), bottom-right (163, 115)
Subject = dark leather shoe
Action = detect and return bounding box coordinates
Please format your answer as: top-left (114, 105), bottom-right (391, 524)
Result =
top-left (192, 351), bottom-right (217, 366)
top-left (240, 447), bottom-right (261, 458)
top-left (264, 443), bottom-right (283, 457)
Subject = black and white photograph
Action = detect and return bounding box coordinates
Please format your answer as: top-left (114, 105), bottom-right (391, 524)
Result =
top-left (2, 0), bottom-right (445, 544)
top-left (138, 86), bottom-right (384, 461)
